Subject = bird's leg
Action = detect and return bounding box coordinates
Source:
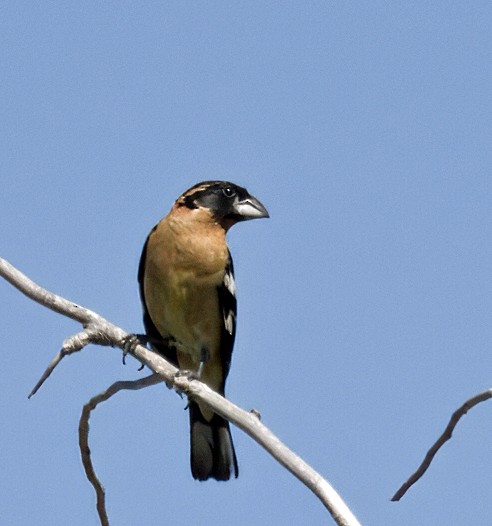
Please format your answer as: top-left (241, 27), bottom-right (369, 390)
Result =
top-left (197, 347), bottom-right (210, 378)
top-left (175, 347), bottom-right (209, 382)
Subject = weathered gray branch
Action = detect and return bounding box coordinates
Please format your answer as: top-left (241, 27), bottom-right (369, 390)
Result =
top-left (0, 257), bottom-right (361, 526)
top-left (392, 388), bottom-right (492, 501)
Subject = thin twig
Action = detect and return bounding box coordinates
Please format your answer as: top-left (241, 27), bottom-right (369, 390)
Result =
top-left (392, 388), bottom-right (492, 501)
top-left (79, 374), bottom-right (162, 526)
top-left (29, 330), bottom-right (95, 398)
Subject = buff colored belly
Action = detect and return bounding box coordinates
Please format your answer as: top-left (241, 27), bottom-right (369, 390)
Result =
top-left (145, 265), bottom-right (225, 393)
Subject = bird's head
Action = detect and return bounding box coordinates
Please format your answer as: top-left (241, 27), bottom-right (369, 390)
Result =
top-left (177, 181), bottom-right (269, 230)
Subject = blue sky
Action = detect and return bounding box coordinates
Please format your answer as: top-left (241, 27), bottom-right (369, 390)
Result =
top-left (1, 2), bottom-right (491, 525)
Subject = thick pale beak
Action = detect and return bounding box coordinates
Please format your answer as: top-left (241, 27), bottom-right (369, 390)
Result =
top-left (233, 195), bottom-right (270, 220)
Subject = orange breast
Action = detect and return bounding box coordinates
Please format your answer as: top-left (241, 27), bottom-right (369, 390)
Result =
top-left (143, 207), bottom-right (229, 397)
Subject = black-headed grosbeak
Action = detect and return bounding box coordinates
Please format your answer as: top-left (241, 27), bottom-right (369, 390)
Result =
top-left (138, 181), bottom-right (269, 481)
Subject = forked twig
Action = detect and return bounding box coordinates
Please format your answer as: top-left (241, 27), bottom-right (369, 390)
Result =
top-left (79, 374), bottom-right (162, 526)
top-left (392, 388), bottom-right (492, 501)
top-left (29, 330), bottom-right (105, 398)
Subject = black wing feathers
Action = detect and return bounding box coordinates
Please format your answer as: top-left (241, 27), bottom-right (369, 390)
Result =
top-left (216, 251), bottom-right (237, 392)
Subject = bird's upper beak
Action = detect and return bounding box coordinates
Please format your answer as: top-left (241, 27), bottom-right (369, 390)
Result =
top-left (233, 194), bottom-right (270, 220)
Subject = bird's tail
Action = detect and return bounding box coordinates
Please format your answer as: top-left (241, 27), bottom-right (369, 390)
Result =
top-left (188, 401), bottom-right (238, 481)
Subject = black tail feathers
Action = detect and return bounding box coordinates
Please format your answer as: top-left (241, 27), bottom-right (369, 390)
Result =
top-left (188, 401), bottom-right (238, 481)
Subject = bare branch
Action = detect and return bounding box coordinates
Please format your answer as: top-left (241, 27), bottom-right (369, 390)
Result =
top-left (1, 257), bottom-right (361, 526)
top-left (79, 374), bottom-right (162, 526)
top-left (29, 330), bottom-right (96, 398)
top-left (392, 388), bottom-right (492, 501)
top-left (0, 257), bottom-right (101, 325)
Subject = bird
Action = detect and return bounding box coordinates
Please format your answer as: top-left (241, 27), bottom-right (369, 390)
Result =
top-left (138, 180), bottom-right (269, 481)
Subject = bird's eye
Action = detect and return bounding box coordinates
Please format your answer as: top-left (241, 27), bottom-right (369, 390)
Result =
top-left (222, 187), bottom-right (236, 198)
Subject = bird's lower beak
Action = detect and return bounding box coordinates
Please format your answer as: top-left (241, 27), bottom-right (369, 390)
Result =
top-left (233, 195), bottom-right (270, 220)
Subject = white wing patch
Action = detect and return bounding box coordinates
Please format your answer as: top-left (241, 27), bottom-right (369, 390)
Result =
top-left (224, 311), bottom-right (236, 335)
top-left (223, 269), bottom-right (236, 297)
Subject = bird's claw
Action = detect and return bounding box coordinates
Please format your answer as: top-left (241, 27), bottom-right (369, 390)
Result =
top-left (175, 369), bottom-right (199, 381)
top-left (174, 370), bottom-right (199, 399)
top-left (121, 333), bottom-right (150, 365)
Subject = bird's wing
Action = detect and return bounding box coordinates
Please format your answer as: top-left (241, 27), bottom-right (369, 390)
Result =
top-left (216, 250), bottom-right (237, 391)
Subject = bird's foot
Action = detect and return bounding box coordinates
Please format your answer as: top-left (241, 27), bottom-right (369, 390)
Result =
top-left (174, 369), bottom-right (200, 399)
top-left (121, 333), bottom-right (151, 366)
top-left (175, 369), bottom-right (200, 381)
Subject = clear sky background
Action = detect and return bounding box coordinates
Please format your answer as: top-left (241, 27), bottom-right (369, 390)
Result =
top-left (1, 2), bottom-right (491, 525)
